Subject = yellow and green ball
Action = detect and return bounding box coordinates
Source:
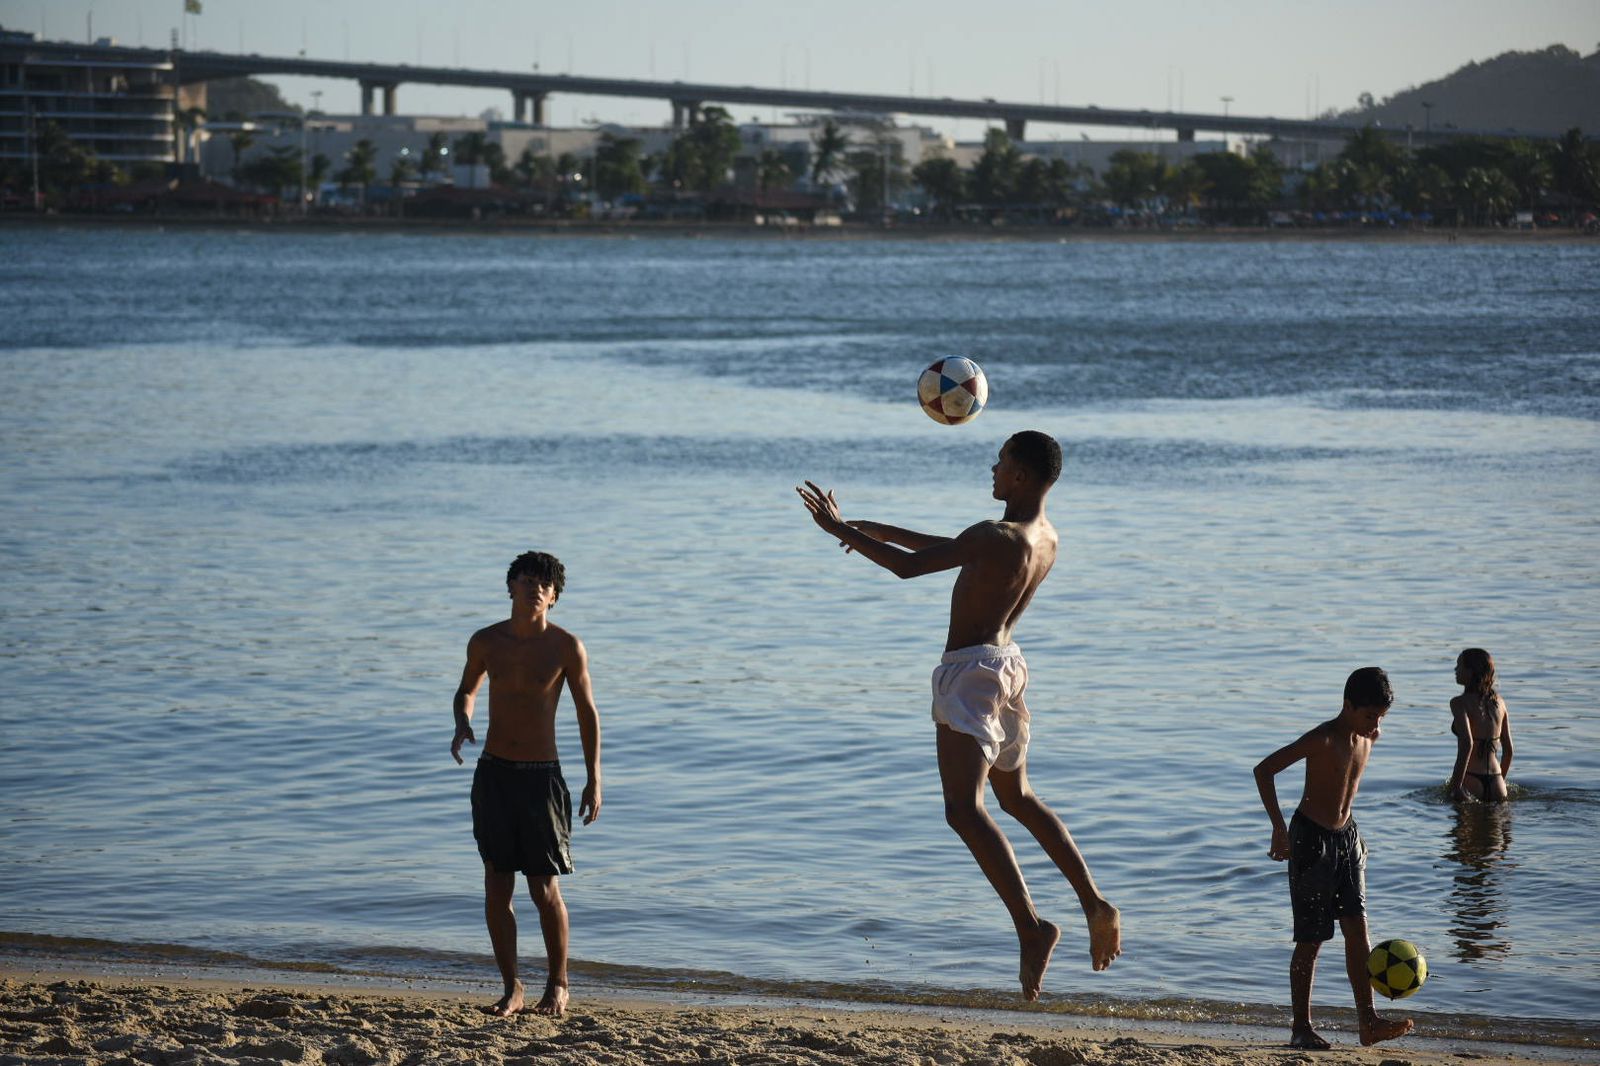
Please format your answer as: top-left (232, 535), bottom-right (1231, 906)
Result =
top-left (1368, 939), bottom-right (1428, 1000)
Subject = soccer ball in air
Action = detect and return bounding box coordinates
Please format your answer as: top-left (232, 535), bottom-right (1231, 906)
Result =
top-left (1368, 939), bottom-right (1428, 1000)
top-left (918, 357), bottom-right (989, 425)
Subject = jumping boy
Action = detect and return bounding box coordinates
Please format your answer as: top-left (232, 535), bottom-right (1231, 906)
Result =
top-left (1253, 666), bottom-right (1412, 1049)
top-left (797, 431), bottom-right (1121, 1001)
top-left (451, 551), bottom-right (602, 1017)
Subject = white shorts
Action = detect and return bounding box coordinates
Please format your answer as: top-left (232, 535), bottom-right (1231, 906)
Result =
top-left (930, 643), bottom-right (1031, 771)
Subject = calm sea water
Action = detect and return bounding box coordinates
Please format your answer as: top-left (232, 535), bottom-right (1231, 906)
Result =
top-left (2, 228), bottom-right (1597, 1041)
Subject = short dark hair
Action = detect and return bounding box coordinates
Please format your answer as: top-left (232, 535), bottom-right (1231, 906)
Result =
top-left (1006, 430), bottom-right (1063, 485)
top-left (506, 551), bottom-right (566, 602)
top-left (1344, 666), bottom-right (1393, 710)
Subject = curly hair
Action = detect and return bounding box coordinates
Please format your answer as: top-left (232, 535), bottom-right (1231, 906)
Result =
top-left (506, 551), bottom-right (566, 602)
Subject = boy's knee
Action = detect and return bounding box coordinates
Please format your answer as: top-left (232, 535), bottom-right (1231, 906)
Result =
top-left (995, 787), bottom-right (1038, 819)
top-left (484, 869), bottom-right (517, 903)
top-left (943, 799), bottom-right (982, 833)
top-left (529, 876), bottom-right (564, 910)
top-left (1337, 914), bottom-right (1368, 939)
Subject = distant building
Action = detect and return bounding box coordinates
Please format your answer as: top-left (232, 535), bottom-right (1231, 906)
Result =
top-left (950, 135), bottom-right (1239, 174)
top-left (206, 111), bottom-right (956, 197)
top-left (0, 30), bottom-right (188, 166)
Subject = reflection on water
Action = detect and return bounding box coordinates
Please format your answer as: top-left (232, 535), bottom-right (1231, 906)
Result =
top-left (1444, 800), bottom-right (1514, 962)
top-left (2, 232), bottom-right (1597, 1026)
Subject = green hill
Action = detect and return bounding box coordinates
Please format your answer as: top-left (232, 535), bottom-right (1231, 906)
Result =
top-left (204, 77), bottom-right (299, 120)
top-left (1343, 44), bottom-right (1599, 137)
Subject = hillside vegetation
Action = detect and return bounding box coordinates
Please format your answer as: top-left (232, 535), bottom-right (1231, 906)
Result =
top-left (1343, 44), bottom-right (1599, 136)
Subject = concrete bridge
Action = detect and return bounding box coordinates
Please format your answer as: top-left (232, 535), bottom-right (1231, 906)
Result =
top-left (17, 37), bottom-right (1579, 144)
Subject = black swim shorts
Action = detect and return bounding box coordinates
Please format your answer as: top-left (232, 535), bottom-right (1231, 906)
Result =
top-left (1287, 809), bottom-right (1366, 943)
top-left (471, 754), bottom-right (574, 877)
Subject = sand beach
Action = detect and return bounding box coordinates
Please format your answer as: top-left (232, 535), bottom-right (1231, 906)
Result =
top-left (4, 968), bottom-right (1595, 1066)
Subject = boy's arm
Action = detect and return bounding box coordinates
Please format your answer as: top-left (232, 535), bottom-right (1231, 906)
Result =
top-left (564, 635), bottom-right (603, 825)
top-left (451, 633), bottom-right (489, 765)
top-left (797, 481), bottom-right (972, 579)
top-left (1448, 706), bottom-right (1473, 801)
top-left (847, 520), bottom-right (952, 552)
top-left (1253, 732), bottom-right (1315, 861)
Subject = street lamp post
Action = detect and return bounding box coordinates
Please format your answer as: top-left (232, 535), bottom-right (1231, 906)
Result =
top-left (1421, 101), bottom-right (1434, 143)
top-left (1220, 95), bottom-right (1233, 119)
top-left (880, 135), bottom-right (889, 227)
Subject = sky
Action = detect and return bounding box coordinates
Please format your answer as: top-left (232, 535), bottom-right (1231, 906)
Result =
top-left (5, 0), bottom-right (1597, 141)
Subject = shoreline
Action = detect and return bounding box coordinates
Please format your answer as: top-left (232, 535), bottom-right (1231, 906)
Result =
top-left (4, 952), bottom-right (1598, 1065)
top-left (3, 211), bottom-right (1595, 242)
top-left (6, 967), bottom-right (1598, 1066)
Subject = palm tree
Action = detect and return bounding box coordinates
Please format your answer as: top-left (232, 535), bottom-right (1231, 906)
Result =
top-left (388, 155), bottom-right (416, 216)
top-left (420, 132), bottom-right (450, 182)
top-left (481, 142), bottom-right (509, 186)
top-left (452, 132), bottom-right (489, 188)
top-left (595, 133), bottom-right (646, 199)
top-left (971, 129), bottom-right (1024, 205)
top-left (810, 119), bottom-right (849, 186)
top-left (514, 147), bottom-right (555, 191)
top-left (336, 138), bottom-right (378, 206)
top-left (687, 106), bottom-right (740, 191)
top-left (1100, 148), bottom-right (1165, 212)
top-left (912, 156), bottom-right (965, 217)
top-left (1163, 160), bottom-right (1206, 215)
top-left (756, 148), bottom-right (793, 192)
top-left (1550, 127), bottom-right (1599, 212)
top-left (228, 129), bottom-right (255, 183)
top-left (307, 153), bottom-right (331, 203)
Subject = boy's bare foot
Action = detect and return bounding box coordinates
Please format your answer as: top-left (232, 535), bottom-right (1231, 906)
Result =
top-left (1019, 920), bottom-right (1061, 1001)
top-left (531, 979), bottom-right (569, 1016)
top-left (1359, 1013), bottom-right (1413, 1046)
top-left (1087, 901), bottom-right (1121, 971)
top-left (485, 979), bottom-right (524, 1017)
top-left (1289, 1027), bottom-right (1331, 1050)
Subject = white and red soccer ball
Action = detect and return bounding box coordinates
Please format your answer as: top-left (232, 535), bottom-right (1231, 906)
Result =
top-left (918, 357), bottom-right (989, 425)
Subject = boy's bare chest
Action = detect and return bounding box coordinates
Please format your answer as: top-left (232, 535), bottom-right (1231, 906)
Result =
top-left (485, 643), bottom-right (564, 692)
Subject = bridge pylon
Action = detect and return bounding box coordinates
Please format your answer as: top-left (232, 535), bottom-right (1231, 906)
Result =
top-left (671, 99), bottom-right (701, 129)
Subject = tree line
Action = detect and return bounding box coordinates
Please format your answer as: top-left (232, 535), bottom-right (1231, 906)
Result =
top-left (5, 107), bottom-right (1597, 227)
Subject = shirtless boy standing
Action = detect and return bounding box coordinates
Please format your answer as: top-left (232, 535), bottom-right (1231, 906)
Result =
top-left (797, 431), bottom-right (1121, 1001)
top-left (1253, 667), bottom-right (1412, 1049)
top-left (451, 551), bottom-right (602, 1017)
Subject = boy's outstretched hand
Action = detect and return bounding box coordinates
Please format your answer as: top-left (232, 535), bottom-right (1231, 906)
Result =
top-left (796, 481), bottom-right (845, 536)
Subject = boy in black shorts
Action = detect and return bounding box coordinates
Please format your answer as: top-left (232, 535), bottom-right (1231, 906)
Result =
top-left (1253, 667), bottom-right (1412, 1049)
top-left (451, 551), bottom-right (602, 1017)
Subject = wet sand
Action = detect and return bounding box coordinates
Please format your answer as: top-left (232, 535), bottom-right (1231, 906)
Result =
top-left (3, 970), bottom-right (1593, 1066)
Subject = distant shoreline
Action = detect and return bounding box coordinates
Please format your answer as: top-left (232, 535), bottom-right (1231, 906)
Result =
top-left (4, 212), bottom-right (1594, 243)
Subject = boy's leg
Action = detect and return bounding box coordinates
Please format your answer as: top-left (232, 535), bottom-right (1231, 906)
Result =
top-left (1288, 940), bottom-right (1328, 1049)
top-left (1338, 915), bottom-right (1413, 1046)
top-left (529, 874), bottom-right (570, 1016)
top-left (935, 725), bottom-right (1059, 1001)
top-left (989, 762), bottom-right (1121, 971)
top-left (483, 864), bottom-right (524, 1016)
